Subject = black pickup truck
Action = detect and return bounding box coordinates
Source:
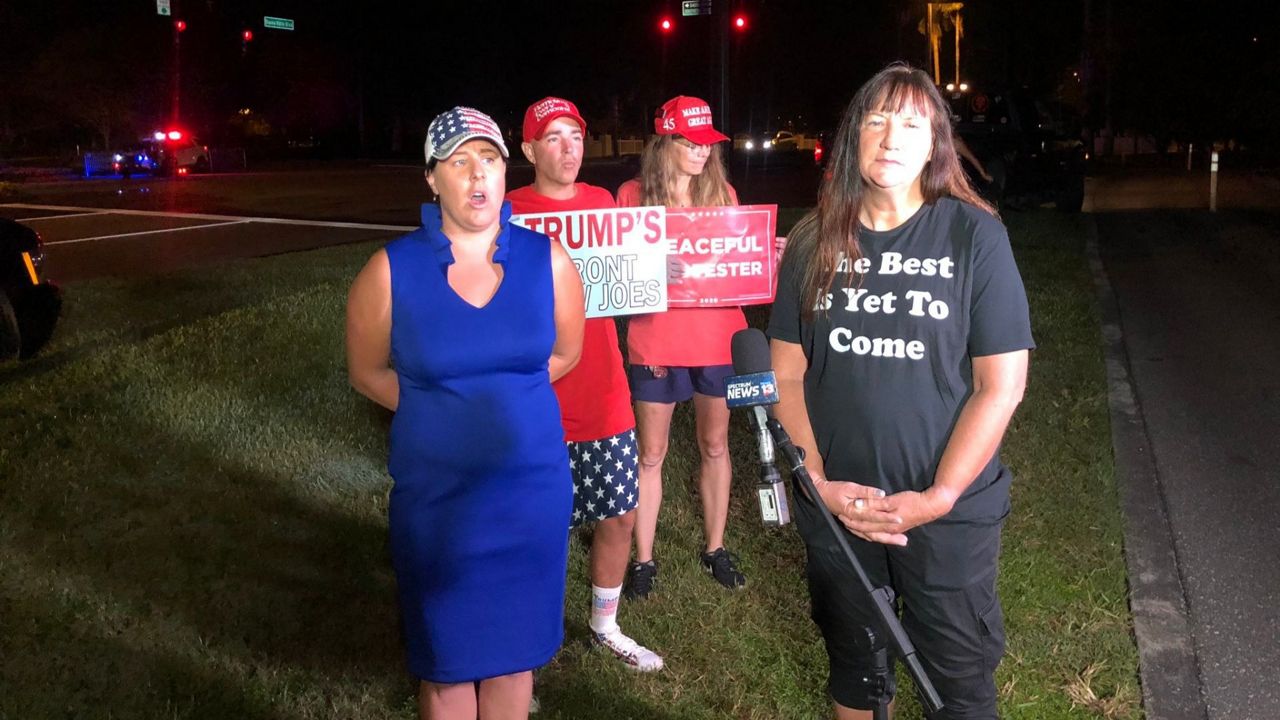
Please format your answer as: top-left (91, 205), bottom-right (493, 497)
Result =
top-left (1, 218), bottom-right (61, 361)
top-left (946, 87), bottom-right (1086, 212)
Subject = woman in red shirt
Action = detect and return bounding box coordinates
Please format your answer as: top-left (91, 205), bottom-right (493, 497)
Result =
top-left (615, 96), bottom-right (747, 598)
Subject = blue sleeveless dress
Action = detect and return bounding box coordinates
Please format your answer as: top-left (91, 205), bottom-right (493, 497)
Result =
top-left (385, 202), bottom-right (572, 683)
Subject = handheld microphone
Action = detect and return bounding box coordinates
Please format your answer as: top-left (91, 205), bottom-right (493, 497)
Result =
top-left (727, 329), bottom-right (790, 526)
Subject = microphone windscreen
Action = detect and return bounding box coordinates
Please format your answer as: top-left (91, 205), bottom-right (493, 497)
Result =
top-left (731, 328), bottom-right (772, 375)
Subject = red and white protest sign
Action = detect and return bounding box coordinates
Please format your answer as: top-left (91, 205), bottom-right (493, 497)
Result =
top-left (511, 207), bottom-right (669, 318)
top-left (512, 203), bottom-right (778, 315)
top-left (664, 204), bottom-right (778, 307)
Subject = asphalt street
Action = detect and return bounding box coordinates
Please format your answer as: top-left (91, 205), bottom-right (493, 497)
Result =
top-left (0, 203), bottom-right (410, 282)
top-left (2, 156), bottom-right (821, 282)
top-left (1091, 168), bottom-right (1280, 720)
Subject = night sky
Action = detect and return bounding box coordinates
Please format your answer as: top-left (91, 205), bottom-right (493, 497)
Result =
top-left (1, 0), bottom-right (1276, 155)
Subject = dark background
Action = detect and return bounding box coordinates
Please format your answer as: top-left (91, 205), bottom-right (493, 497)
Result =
top-left (1, 0), bottom-right (1276, 158)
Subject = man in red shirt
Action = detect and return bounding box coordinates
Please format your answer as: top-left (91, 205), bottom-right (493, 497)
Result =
top-left (507, 97), bottom-right (663, 672)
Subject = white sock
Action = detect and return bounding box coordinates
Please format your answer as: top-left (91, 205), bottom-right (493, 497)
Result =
top-left (590, 584), bottom-right (622, 635)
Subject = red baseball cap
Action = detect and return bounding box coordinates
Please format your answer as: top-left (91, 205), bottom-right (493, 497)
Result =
top-left (653, 96), bottom-right (729, 145)
top-left (522, 97), bottom-right (587, 142)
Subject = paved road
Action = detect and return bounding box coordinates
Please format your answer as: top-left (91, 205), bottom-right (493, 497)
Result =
top-left (1087, 165), bottom-right (1280, 212)
top-left (0, 204), bottom-right (410, 283)
top-left (1093, 168), bottom-right (1280, 719)
top-left (9, 156), bottom-right (820, 224)
top-left (3, 158), bottom-right (820, 283)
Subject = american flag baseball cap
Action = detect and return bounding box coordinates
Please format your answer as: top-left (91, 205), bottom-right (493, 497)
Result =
top-left (424, 107), bottom-right (509, 164)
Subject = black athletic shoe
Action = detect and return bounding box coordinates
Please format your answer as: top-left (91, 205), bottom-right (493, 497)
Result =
top-left (700, 547), bottom-right (746, 589)
top-left (623, 560), bottom-right (657, 600)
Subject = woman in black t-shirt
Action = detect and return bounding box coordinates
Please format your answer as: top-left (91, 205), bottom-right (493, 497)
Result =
top-left (767, 63), bottom-right (1033, 720)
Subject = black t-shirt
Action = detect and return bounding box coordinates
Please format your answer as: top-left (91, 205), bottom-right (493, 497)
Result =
top-left (768, 197), bottom-right (1034, 524)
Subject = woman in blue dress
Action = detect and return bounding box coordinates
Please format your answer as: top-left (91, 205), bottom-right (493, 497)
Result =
top-left (346, 107), bottom-right (584, 720)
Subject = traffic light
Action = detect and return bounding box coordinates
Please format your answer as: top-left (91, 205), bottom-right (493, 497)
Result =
top-left (659, 17), bottom-right (673, 33)
top-left (174, 19), bottom-right (186, 32)
top-left (733, 14), bottom-right (747, 31)
top-left (242, 29), bottom-right (253, 42)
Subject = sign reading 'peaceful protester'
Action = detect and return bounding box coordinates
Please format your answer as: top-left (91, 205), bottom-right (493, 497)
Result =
top-left (512, 203), bottom-right (778, 318)
top-left (663, 204), bottom-right (777, 308)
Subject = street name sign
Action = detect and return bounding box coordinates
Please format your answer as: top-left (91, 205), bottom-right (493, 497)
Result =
top-left (263, 16), bottom-right (295, 31)
top-left (682, 0), bottom-right (712, 17)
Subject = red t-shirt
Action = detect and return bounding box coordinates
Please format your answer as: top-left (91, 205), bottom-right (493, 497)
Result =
top-left (615, 179), bottom-right (747, 367)
top-left (507, 183), bottom-right (636, 441)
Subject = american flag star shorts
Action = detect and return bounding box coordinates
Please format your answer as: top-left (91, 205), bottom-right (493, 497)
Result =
top-left (566, 428), bottom-right (639, 528)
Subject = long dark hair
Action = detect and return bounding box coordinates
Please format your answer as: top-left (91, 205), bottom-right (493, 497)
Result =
top-left (790, 62), bottom-right (994, 318)
top-left (637, 135), bottom-right (734, 208)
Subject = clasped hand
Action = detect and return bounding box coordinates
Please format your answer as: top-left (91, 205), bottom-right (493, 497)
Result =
top-left (816, 480), bottom-right (955, 546)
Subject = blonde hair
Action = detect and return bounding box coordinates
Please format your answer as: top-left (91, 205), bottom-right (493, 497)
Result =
top-left (636, 135), bottom-right (734, 207)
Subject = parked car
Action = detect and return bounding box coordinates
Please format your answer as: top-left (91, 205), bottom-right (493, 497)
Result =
top-left (113, 143), bottom-right (160, 178)
top-left (813, 130), bottom-right (829, 167)
top-left (946, 87), bottom-right (1086, 211)
top-left (767, 130), bottom-right (799, 151)
top-left (1, 218), bottom-right (62, 361)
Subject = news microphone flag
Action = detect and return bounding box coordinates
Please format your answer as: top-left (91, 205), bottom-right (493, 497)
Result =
top-left (727, 328), bottom-right (790, 526)
top-left (724, 371), bottom-right (780, 409)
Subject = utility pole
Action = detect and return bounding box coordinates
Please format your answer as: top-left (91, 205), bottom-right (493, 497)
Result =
top-left (719, 7), bottom-right (728, 136)
top-left (719, 7), bottom-right (749, 142)
top-left (1081, 0), bottom-right (1091, 121)
top-left (659, 17), bottom-right (671, 99)
top-left (171, 16), bottom-right (184, 125)
top-left (1104, 0), bottom-right (1114, 139)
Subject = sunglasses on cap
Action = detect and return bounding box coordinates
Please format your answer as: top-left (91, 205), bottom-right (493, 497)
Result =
top-left (672, 136), bottom-right (711, 151)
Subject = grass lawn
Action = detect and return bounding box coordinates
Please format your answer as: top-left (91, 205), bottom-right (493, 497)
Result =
top-left (0, 209), bottom-right (1139, 719)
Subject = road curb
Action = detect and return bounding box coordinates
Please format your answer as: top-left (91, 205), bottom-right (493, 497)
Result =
top-left (1084, 214), bottom-right (1208, 720)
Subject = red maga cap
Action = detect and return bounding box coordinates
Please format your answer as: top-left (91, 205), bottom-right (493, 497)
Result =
top-left (653, 96), bottom-right (729, 145)
top-left (522, 97), bottom-right (587, 142)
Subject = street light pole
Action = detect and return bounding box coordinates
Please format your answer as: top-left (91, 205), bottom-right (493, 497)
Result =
top-left (719, 7), bottom-right (728, 137)
top-left (171, 18), bottom-right (183, 125)
top-left (660, 17), bottom-right (671, 99)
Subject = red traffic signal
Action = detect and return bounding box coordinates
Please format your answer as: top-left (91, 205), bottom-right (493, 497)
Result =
top-left (733, 14), bottom-right (747, 30)
top-left (659, 17), bottom-right (673, 32)
top-left (242, 29), bottom-right (254, 42)
top-left (174, 19), bottom-right (186, 32)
